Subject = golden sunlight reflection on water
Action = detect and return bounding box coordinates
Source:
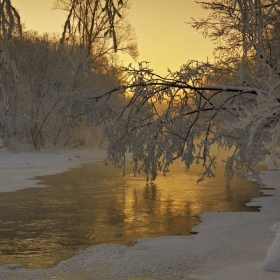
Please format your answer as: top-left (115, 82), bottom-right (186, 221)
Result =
top-left (0, 159), bottom-right (264, 268)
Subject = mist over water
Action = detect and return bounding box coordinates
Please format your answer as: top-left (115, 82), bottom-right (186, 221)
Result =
top-left (0, 160), bottom-right (264, 268)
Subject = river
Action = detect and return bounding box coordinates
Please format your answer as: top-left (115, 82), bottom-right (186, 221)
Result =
top-left (0, 160), bottom-right (264, 268)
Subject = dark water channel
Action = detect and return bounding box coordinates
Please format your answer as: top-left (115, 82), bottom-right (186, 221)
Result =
top-left (0, 160), bottom-right (264, 268)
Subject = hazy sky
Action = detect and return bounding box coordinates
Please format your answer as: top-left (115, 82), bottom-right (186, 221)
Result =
top-left (12, 0), bottom-right (214, 75)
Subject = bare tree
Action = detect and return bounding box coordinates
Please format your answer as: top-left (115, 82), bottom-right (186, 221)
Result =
top-left (55, 0), bottom-right (138, 74)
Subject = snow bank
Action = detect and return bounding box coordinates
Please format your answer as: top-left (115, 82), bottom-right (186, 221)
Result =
top-left (0, 148), bottom-right (106, 193)
top-left (263, 222), bottom-right (280, 272)
top-left (260, 171), bottom-right (280, 273)
top-left (0, 148), bottom-right (280, 279)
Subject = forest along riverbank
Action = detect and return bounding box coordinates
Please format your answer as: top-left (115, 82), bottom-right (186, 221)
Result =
top-left (0, 148), bottom-right (279, 279)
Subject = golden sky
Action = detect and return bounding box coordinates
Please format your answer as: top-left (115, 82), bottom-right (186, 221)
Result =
top-left (12, 0), bottom-right (214, 75)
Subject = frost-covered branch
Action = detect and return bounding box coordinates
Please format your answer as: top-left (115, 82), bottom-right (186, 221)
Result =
top-left (55, 0), bottom-right (138, 75)
top-left (85, 61), bottom-right (275, 182)
top-left (58, 0), bottom-right (129, 53)
top-left (0, 0), bottom-right (21, 39)
top-left (65, 1), bottom-right (280, 183)
top-left (0, 0), bottom-right (22, 110)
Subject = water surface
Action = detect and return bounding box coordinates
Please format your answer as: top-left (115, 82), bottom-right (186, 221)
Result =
top-left (0, 160), bottom-right (264, 268)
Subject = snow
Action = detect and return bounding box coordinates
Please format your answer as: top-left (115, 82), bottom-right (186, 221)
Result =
top-left (0, 148), bottom-right (106, 193)
top-left (0, 148), bottom-right (280, 279)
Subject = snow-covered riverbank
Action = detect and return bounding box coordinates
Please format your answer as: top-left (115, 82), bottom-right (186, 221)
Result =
top-left (0, 148), bottom-right (279, 279)
top-left (0, 148), bottom-right (107, 193)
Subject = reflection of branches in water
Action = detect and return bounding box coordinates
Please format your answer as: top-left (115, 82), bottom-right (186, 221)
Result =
top-left (225, 185), bottom-right (234, 203)
top-left (132, 183), bottom-right (159, 215)
top-left (183, 201), bottom-right (194, 217)
top-left (144, 183), bottom-right (157, 201)
top-left (106, 188), bottom-right (126, 225)
top-left (164, 196), bottom-right (174, 224)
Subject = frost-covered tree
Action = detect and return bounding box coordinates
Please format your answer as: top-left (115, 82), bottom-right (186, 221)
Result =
top-left (87, 0), bottom-right (280, 182)
top-left (0, 0), bottom-right (21, 39)
top-left (0, 0), bottom-right (130, 114)
top-left (0, 0), bottom-right (21, 110)
top-left (55, 0), bottom-right (138, 74)
top-left (58, 0), bottom-right (125, 52)
top-left (0, 0), bottom-right (131, 150)
top-left (0, 31), bottom-right (123, 150)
